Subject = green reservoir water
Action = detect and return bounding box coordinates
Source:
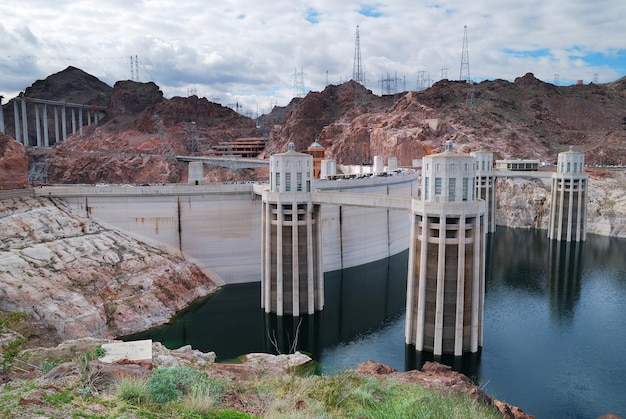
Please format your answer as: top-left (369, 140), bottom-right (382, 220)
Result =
top-left (128, 227), bottom-right (626, 418)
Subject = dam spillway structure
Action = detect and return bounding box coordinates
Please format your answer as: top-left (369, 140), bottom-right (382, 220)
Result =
top-left (261, 142), bottom-right (324, 315)
top-left (470, 147), bottom-right (496, 234)
top-left (405, 140), bottom-right (487, 356)
top-left (548, 146), bottom-right (588, 242)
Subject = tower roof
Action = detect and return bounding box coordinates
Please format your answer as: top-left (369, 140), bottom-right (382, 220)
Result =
top-left (276, 142), bottom-right (309, 157)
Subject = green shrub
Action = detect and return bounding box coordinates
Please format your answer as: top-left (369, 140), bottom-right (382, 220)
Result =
top-left (147, 366), bottom-right (200, 404)
top-left (40, 361), bottom-right (59, 374)
top-left (117, 377), bottom-right (150, 405)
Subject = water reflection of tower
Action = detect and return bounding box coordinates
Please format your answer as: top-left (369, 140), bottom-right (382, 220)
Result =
top-left (547, 240), bottom-right (584, 322)
top-left (405, 141), bottom-right (487, 357)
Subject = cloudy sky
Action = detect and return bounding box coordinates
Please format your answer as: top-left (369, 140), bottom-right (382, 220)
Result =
top-left (1, 0), bottom-right (625, 116)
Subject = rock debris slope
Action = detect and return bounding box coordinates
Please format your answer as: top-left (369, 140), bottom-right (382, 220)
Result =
top-left (0, 196), bottom-right (219, 344)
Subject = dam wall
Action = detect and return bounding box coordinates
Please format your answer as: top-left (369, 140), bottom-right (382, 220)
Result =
top-left (36, 173), bottom-right (418, 284)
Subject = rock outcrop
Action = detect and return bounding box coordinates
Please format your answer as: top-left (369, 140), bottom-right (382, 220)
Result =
top-left (0, 134), bottom-right (28, 189)
top-left (0, 196), bottom-right (219, 344)
top-left (356, 360), bottom-right (535, 419)
top-left (496, 170), bottom-right (626, 238)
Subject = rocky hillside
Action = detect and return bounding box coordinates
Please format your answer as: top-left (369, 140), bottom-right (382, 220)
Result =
top-left (3, 67), bottom-right (625, 185)
top-left (0, 134), bottom-right (28, 190)
top-left (0, 195), bottom-right (219, 345)
top-left (291, 74), bottom-right (626, 167)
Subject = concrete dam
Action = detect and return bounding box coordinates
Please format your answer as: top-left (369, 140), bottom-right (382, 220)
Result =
top-left (37, 174), bottom-right (419, 286)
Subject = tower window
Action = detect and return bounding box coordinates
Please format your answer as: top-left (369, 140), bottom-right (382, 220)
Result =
top-left (425, 177), bottom-right (430, 200)
top-left (275, 172), bottom-right (280, 189)
top-left (435, 178), bottom-right (442, 195)
top-left (285, 172), bottom-right (291, 191)
top-left (462, 178), bottom-right (468, 201)
top-left (448, 178), bottom-right (456, 201)
top-left (297, 172), bottom-right (302, 191)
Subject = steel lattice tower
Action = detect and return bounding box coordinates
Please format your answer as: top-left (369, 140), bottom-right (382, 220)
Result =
top-left (459, 26), bottom-right (475, 109)
top-left (460, 26), bottom-right (470, 82)
top-left (353, 25), bottom-right (364, 85)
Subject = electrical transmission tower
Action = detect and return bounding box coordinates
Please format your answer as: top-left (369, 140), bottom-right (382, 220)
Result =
top-left (459, 25), bottom-right (474, 109)
top-left (130, 55), bottom-right (139, 81)
top-left (379, 72), bottom-right (400, 95)
top-left (292, 67), bottom-right (306, 98)
top-left (417, 70), bottom-right (427, 91)
top-left (353, 25), bottom-right (365, 85)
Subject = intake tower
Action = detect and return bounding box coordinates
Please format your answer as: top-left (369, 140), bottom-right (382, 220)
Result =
top-left (405, 141), bottom-right (487, 356)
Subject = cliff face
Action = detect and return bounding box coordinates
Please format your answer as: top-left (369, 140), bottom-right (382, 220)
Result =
top-left (0, 196), bottom-right (219, 344)
top-left (496, 170), bottom-right (626, 238)
top-left (0, 134), bottom-right (28, 189)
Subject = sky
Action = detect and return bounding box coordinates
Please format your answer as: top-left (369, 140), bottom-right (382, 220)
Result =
top-left (1, 0), bottom-right (626, 117)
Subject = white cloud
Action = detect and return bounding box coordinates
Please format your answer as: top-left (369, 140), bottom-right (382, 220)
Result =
top-left (1, 0), bottom-right (625, 114)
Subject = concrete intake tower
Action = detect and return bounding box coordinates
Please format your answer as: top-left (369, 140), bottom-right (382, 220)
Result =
top-left (261, 142), bottom-right (324, 315)
top-left (548, 146), bottom-right (588, 242)
top-left (405, 141), bottom-right (487, 356)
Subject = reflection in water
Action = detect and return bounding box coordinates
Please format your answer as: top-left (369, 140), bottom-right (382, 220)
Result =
top-left (126, 228), bottom-right (626, 418)
top-left (547, 240), bottom-right (584, 322)
top-left (126, 251), bottom-right (409, 362)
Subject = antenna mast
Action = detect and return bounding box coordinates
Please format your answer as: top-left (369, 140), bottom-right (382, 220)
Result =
top-left (352, 25), bottom-right (364, 85)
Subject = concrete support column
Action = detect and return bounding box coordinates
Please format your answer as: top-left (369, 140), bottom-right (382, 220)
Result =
top-left (79, 108), bottom-right (83, 136)
top-left (71, 108), bottom-right (76, 135)
top-left (35, 104), bottom-right (42, 147)
top-left (43, 104), bottom-right (49, 147)
top-left (315, 204), bottom-right (324, 311)
top-left (262, 202), bottom-right (271, 311)
top-left (21, 99), bottom-right (28, 146)
top-left (433, 216), bottom-right (447, 355)
top-left (471, 215), bottom-right (482, 352)
top-left (416, 215), bottom-right (428, 351)
top-left (62, 106), bottom-right (67, 140)
top-left (13, 100), bottom-right (21, 144)
top-left (87, 110), bottom-right (92, 126)
top-left (54, 106), bottom-right (60, 143)
top-left (454, 216), bottom-right (467, 356)
top-left (276, 203), bottom-right (284, 316)
top-left (291, 202), bottom-right (300, 315)
top-left (306, 202), bottom-right (315, 314)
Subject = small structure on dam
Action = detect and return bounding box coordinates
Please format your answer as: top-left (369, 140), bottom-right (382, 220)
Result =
top-left (548, 146), bottom-right (588, 242)
top-left (405, 140), bottom-right (487, 356)
top-left (261, 142), bottom-right (324, 315)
